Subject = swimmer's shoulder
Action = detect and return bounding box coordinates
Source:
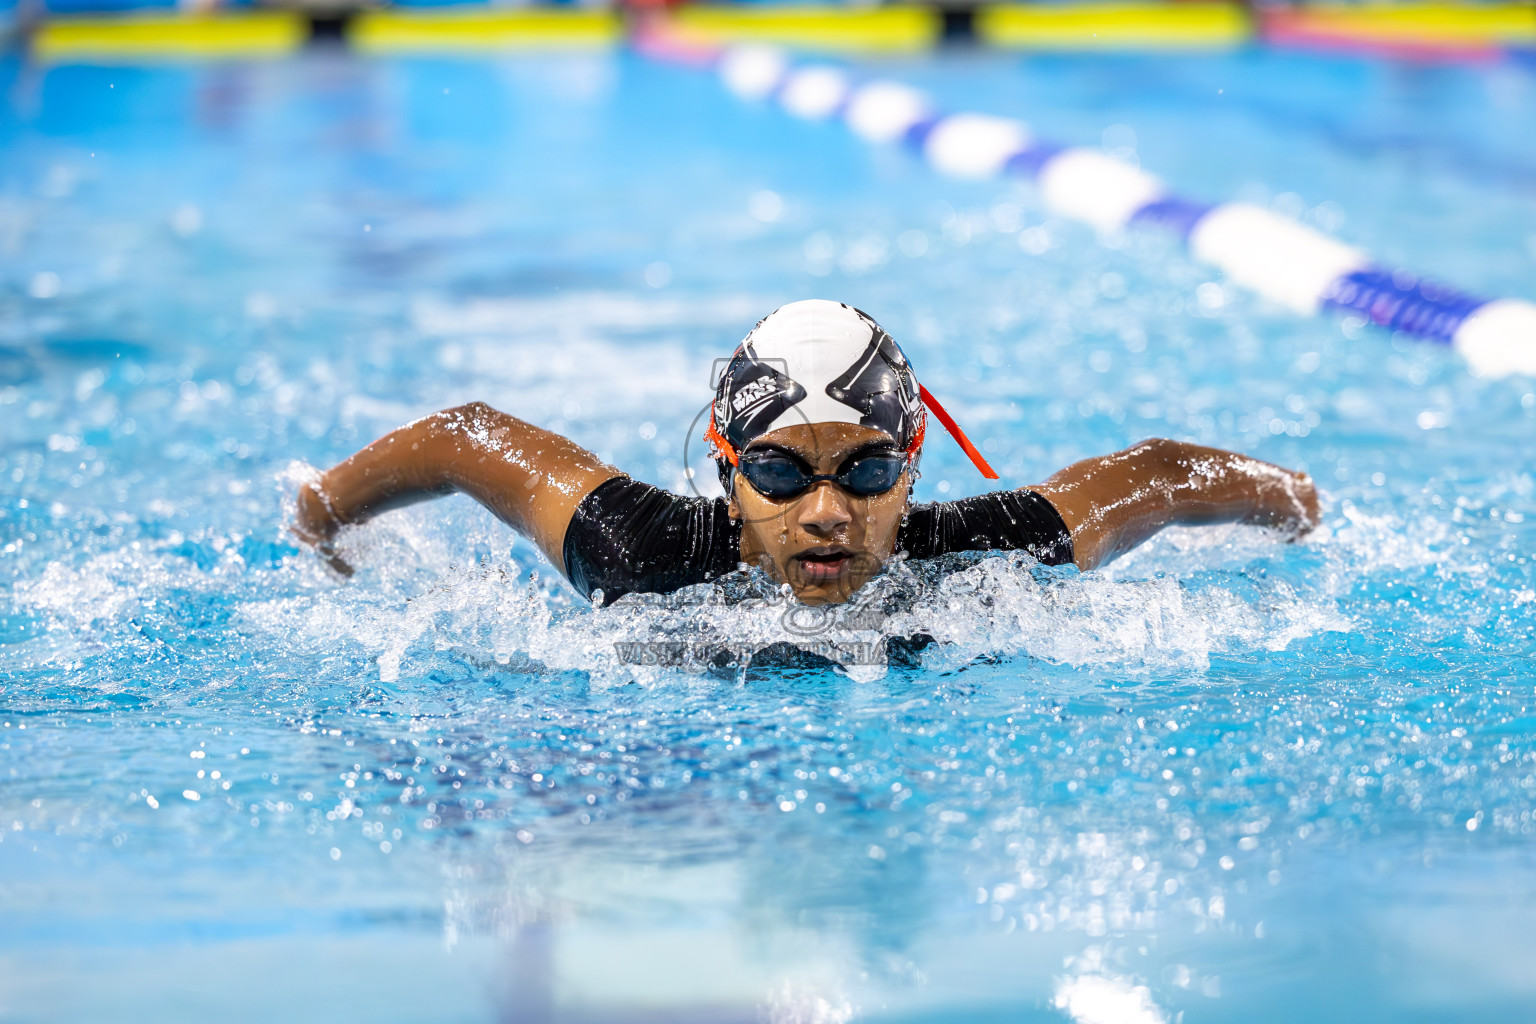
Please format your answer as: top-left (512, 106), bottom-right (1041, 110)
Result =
top-left (898, 489), bottom-right (1073, 565)
top-left (564, 476), bottom-right (739, 604)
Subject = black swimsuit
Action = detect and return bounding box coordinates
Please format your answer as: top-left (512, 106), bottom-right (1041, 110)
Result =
top-left (562, 476), bottom-right (1074, 605)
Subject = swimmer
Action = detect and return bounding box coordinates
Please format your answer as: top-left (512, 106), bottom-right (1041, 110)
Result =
top-left (292, 300), bottom-right (1319, 605)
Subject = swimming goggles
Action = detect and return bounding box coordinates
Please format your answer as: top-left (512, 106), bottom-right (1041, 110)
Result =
top-left (707, 383), bottom-right (998, 482)
top-left (736, 447), bottom-right (906, 499)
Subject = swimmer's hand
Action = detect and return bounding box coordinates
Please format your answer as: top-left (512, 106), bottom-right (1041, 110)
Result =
top-left (291, 481), bottom-right (355, 576)
top-left (1243, 468), bottom-right (1321, 540)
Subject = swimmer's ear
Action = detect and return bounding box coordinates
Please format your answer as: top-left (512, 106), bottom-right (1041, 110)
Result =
top-left (723, 466), bottom-right (742, 519)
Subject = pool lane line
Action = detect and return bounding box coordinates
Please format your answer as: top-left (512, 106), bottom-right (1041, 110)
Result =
top-left (656, 2), bottom-right (1251, 54)
top-left (662, 5), bottom-right (942, 55)
top-left (1260, 3), bottom-right (1536, 63)
top-left (30, 10), bottom-right (309, 63)
top-left (638, 2), bottom-right (1536, 61)
top-left (21, 4), bottom-right (1536, 64)
top-left (349, 8), bottom-right (621, 55)
top-left (22, 7), bottom-right (623, 61)
top-left (976, 2), bottom-right (1252, 51)
top-left (635, 34), bottom-right (1536, 379)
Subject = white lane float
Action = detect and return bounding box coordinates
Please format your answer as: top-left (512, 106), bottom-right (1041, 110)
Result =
top-left (704, 45), bottom-right (1536, 379)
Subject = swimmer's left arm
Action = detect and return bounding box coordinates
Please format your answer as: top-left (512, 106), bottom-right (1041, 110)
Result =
top-left (1030, 438), bottom-right (1320, 571)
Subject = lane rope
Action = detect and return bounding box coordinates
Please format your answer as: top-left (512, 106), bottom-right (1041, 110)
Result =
top-left (647, 33), bottom-right (1536, 379)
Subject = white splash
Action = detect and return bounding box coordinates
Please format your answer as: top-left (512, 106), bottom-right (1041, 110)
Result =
top-left (8, 508), bottom-right (1356, 688)
top-left (8, 472), bottom-right (1379, 690)
top-left (764, 981), bottom-right (855, 1024)
top-left (1053, 973), bottom-right (1166, 1024)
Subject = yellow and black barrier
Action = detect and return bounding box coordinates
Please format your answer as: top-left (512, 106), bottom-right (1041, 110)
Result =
top-left (20, 2), bottom-right (1536, 65)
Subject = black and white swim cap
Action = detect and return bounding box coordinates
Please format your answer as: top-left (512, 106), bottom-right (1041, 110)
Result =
top-left (706, 299), bottom-right (998, 490)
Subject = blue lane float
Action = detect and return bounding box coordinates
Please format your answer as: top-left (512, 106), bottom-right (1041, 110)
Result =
top-left (715, 45), bottom-right (1536, 379)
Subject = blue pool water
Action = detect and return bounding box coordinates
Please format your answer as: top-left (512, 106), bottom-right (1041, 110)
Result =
top-left (2, 46), bottom-right (1535, 1022)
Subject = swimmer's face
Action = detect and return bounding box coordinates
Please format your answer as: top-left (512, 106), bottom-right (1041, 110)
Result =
top-left (728, 422), bottom-right (911, 606)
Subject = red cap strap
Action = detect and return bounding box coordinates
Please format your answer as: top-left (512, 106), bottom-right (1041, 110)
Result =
top-left (903, 408), bottom-right (926, 459)
top-left (918, 384), bottom-right (999, 480)
top-left (704, 405), bottom-right (739, 466)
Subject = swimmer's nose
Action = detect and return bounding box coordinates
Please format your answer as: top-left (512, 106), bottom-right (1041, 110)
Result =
top-left (799, 481), bottom-right (852, 538)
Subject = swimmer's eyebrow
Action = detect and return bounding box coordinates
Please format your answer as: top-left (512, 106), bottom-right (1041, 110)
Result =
top-left (741, 442), bottom-right (814, 463)
top-left (742, 439), bottom-right (898, 465)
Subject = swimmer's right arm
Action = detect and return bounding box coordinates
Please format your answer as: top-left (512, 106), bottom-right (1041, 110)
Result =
top-left (292, 401), bottom-right (620, 576)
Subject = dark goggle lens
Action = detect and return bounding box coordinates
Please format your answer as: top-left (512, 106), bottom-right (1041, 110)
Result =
top-left (839, 454), bottom-right (904, 495)
top-left (738, 455), bottom-right (810, 498)
top-left (738, 452), bottom-right (904, 498)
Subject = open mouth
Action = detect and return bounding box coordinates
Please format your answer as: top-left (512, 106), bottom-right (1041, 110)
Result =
top-left (792, 548), bottom-right (853, 584)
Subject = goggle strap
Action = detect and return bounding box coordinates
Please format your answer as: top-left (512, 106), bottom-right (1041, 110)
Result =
top-left (918, 384), bottom-right (1000, 480)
